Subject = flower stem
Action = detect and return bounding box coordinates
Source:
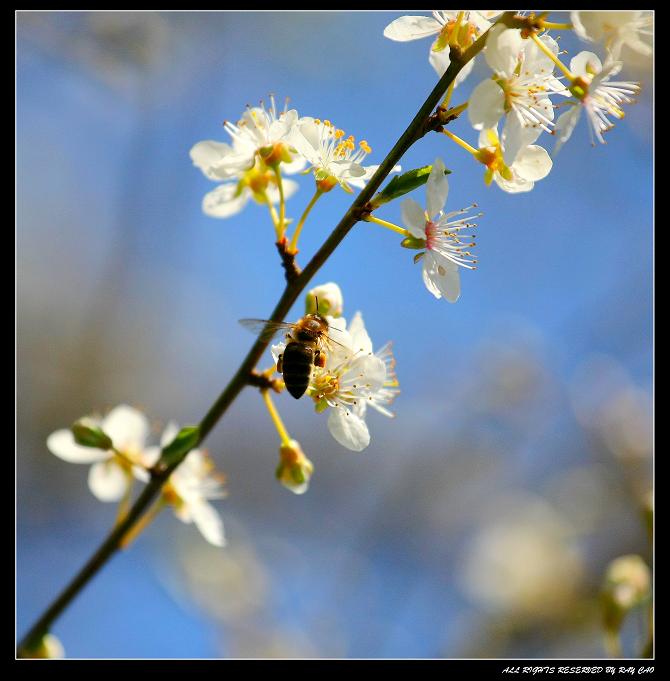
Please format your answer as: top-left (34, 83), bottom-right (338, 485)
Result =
top-left (529, 32), bottom-right (574, 80)
top-left (541, 21), bottom-right (573, 31)
top-left (604, 629), bottom-right (623, 657)
top-left (114, 474), bottom-right (134, 526)
top-left (441, 128), bottom-right (479, 156)
top-left (441, 80), bottom-right (456, 110)
top-left (364, 215), bottom-right (409, 237)
top-left (289, 188), bottom-right (323, 253)
top-left (273, 166), bottom-right (286, 238)
top-left (17, 26), bottom-right (494, 656)
top-left (264, 194), bottom-right (281, 239)
top-left (119, 496), bottom-right (166, 549)
top-left (261, 389), bottom-right (291, 446)
top-left (450, 11), bottom-right (465, 47)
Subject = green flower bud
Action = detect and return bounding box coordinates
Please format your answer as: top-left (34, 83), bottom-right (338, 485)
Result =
top-left (602, 554), bottom-right (651, 632)
top-left (306, 282), bottom-right (343, 317)
top-left (276, 439), bottom-right (314, 495)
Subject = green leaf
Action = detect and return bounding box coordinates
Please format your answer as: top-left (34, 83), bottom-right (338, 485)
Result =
top-left (71, 419), bottom-right (113, 450)
top-left (370, 165), bottom-right (451, 208)
top-left (161, 425), bottom-right (201, 466)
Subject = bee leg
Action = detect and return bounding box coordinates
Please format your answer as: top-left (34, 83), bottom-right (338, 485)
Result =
top-left (314, 350), bottom-right (327, 368)
top-left (277, 354), bottom-right (284, 374)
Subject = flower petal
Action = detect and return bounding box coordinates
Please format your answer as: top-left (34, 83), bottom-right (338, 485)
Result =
top-left (569, 51), bottom-right (602, 79)
top-left (554, 106), bottom-right (580, 155)
top-left (422, 253), bottom-right (460, 302)
top-left (327, 408), bottom-right (370, 452)
top-left (190, 501), bottom-right (226, 547)
top-left (383, 15), bottom-right (441, 41)
top-left (347, 311), bottom-right (373, 355)
top-left (88, 460), bottom-right (128, 502)
top-left (202, 184), bottom-right (249, 219)
top-left (501, 114), bottom-right (542, 165)
top-left (400, 198), bottom-right (426, 237)
top-left (426, 158), bottom-right (449, 219)
top-left (485, 25), bottom-right (524, 77)
top-left (47, 429), bottom-right (110, 464)
top-left (513, 144), bottom-right (552, 182)
top-left (468, 79), bottom-right (505, 131)
top-left (102, 404), bottom-right (150, 452)
top-left (189, 140), bottom-right (236, 180)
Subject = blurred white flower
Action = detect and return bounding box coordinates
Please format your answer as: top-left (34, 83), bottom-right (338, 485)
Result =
top-left (459, 494), bottom-right (584, 619)
top-left (47, 404), bottom-right (151, 502)
top-left (469, 25), bottom-right (566, 163)
top-left (290, 117), bottom-right (393, 193)
top-left (305, 282), bottom-right (344, 318)
top-left (571, 11), bottom-right (653, 60)
top-left (21, 632), bottom-right (65, 659)
top-left (190, 95), bottom-right (305, 181)
top-left (554, 52), bottom-right (640, 152)
top-left (400, 158), bottom-right (480, 302)
top-left (475, 126), bottom-right (552, 192)
top-left (144, 422), bottom-right (227, 547)
top-left (383, 11), bottom-right (501, 86)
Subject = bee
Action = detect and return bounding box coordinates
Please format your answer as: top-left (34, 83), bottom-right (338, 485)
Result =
top-left (240, 303), bottom-right (346, 399)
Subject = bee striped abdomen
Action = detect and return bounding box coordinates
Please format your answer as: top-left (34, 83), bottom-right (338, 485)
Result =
top-left (282, 342), bottom-right (314, 399)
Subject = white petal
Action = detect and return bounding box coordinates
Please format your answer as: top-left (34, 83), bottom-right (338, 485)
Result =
top-left (190, 501), bottom-right (226, 547)
top-left (513, 145), bottom-right (552, 182)
top-left (554, 105), bottom-right (582, 155)
top-left (485, 25), bottom-right (524, 77)
top-left (202, 184), bottom-right (249, 219)
top-left (282, 154), bottom-right (308, 175)
top-left (400, 198), bottom-right (427, 237)
top-left (429, 49), bottom-right (474, 87)
top-left (271, 341), bottom-right (287, 365)
top-left (47, 429), bottom-right (110, 464)
top-left (88, 460), bottom-right (128, 502)
top-left (426, 158), bottom-right (449, 218)
top-left (501, 115), bottom-right (541, 166)
top-left (569, 51), bottom-right (602, 79)
top-left (102, 404), bottom-right (150, 452)
top-left (522, 33), bottom-right (559, 75)
top-left (494, 172), bottom-right (534, 194)
top-left (160, 421), bottom-right (180, 448)
top-left (383, 15), bottom-right (441, 41)
top-left (327, 408), bottom-right (370, 452)
top-left (468, 79), bottom-right (505, 131)
top-left (189, 140), bottom-right (235, 180)
top-left (347, 311), bottom-right (373, 355)
top-left (422, 254), bottom-right (460, 302)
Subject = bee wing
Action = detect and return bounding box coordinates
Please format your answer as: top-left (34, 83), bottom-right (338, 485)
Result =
top-left (239, 319), bottom-right (297, 343)
top-left (322, 324), bottom-right (351, 351)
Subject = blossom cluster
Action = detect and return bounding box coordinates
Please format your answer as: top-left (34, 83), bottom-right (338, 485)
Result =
top-left (385, 10), bottom-right (647, 181)
top-left (48, 405), bottom-right (226, 547)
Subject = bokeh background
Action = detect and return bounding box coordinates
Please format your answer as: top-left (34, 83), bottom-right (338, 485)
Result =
top-left (17, 11), bottom-right (653, 658)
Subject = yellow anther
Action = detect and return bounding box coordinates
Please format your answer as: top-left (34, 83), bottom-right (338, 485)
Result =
top-left (360, 140), bottom-right (371, 153)
top-left (335, 128), bottom-right (345, 139)
top-left (314, 118), bottom-right (321, 125)
top-left (324, 119), bottom-right (332, 127)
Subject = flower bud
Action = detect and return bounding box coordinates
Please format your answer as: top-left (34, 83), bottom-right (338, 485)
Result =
top-left (602, 554), bottom-right (651, 631)
top-left (305, 282), bottom-right (343, 317)
top-left (276, 439), bottom-right (314, 495)
top-left (19, 633), bottom-right (65, 659)
top-left (71, 418), bottom-right (113, 450)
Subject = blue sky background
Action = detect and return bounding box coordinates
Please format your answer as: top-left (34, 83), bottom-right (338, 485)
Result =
top-left (17, 11), bottom-right (652, 658)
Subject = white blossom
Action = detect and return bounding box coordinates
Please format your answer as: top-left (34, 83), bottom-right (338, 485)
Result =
top-left (305, 282), bottom-right (343, 318)
top-left (400, 159), bottom-right (480, 302)
top-left (271, 313), bottom-right (398, 452)
top-left (47, 404), bottom-right (151, 502)
top-left (383, 11), bottom-right (501, 86)
top-left (144, 422), bottom-right (227, 547)
top-left (469, 25), bottom-right (566, 163)
top-left (289, 117), bottom-right (386, 193)
top-left (554, 51), bottom-right (640, 153)
top-left (571, 11), bottom-right (653, 60)
top-left (476, 126), bottom-right (552, 193)
top-left (190, 95), bottom-right (305, 181)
